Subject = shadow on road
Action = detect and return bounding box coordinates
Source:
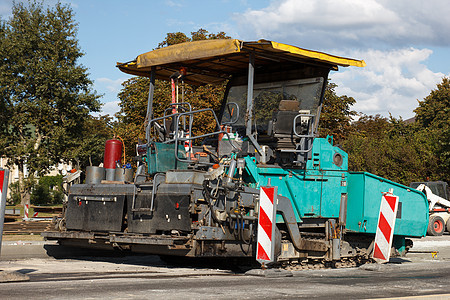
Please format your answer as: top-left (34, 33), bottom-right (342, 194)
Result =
top-left (44, 244), bottom-right (256, 273)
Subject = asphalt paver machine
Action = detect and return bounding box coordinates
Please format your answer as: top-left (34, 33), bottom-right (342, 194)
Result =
top-left (43, 39), bottom-right (429, 266)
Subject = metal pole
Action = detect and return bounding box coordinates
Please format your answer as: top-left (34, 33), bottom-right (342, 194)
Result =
top-left (245, 52), bottom-right (255, 138)
top-left (145, 67), bottom-right (156, 142)
top-left (245, 53), bottom-right (264, 160)
top-left (0, 169), bottom-right (10, 256)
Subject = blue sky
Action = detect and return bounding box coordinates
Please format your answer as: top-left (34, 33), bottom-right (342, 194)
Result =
top-left (1, 0), bottom-right (449, 119)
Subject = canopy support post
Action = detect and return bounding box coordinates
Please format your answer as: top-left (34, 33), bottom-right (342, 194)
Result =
top-left (145, 67), bottom-right (156, 142)
top-left (245, 52), bottom-right (255, 139)
top-left (245, 53), bottom-right (265, 163)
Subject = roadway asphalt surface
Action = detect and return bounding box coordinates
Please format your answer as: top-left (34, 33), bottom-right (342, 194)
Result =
top-left (1, 235), bottom-right (450, 299)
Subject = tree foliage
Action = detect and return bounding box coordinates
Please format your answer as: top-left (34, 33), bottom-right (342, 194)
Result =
top-left (0, 2), bottom-right (101, 204)
top-left (414, 77), bottom-right (450, 182)
top-left (341, 115), bottom-right (435, 185)
top-left (66, 115), bottom-right (114, 169)
top-left (31, 175), bottom-right (64, 205)
top-left (318, 80), bottom-right (447, 185)
top-left (157, 28), bottom-right (230, 48)
top-left (319, 82), bottom-right (357, 143)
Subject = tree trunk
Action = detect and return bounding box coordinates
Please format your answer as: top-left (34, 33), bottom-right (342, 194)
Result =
top-left (34, 128), bottom-right (42, 151)
top-left (18, 160), bottom-right (31, 207)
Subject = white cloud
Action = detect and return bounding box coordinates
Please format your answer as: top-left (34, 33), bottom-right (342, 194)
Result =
top-left (331, 48), bottom-right (447, 118)
top-left (166, 18), bottom-right (195, 27)
top-left (166, 0), bottom-right (184, 8)
top-left (0, 0), bottom-right (12, 17)
top-left (233, 0), bottom-right (450, 118)
top-left (99, 100), bottom-right (120, 117)
top-left (235, 0), bottom-right (450, 48)
top-left (93, 77), bottom-right (127, 117)
top-left (96, 77), bottom-right (126, 93)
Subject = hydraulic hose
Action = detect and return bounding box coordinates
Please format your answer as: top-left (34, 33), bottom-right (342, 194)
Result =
top-left (202, 180), bottom-right (222, 225)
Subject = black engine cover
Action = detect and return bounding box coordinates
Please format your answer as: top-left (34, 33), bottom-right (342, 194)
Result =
top-left (128, 183), bottom-right (192, 234)
top-left (65, 184), bottom-right (132, 232)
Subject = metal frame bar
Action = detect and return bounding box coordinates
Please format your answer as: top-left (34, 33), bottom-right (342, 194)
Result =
top-left (293, 114), bottom-right (315, 138)
top-left (221, 102), bottom-right (240, 125)
top-left (244, 52), bottom-right (265, 162)
top-left (148, 102), bottom-right (193, 144)
top-left (145, 67), bottom-right (156, 141)
top-left (245, 52), bottom-right (255, 138)
top-left (173, 108), bottom-right (238, 164)
top-left (313, 74), bottom-right (329, 135)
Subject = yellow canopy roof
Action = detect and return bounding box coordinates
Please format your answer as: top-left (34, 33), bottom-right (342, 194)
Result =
top-left (117, 39), bottom-right (365, 85)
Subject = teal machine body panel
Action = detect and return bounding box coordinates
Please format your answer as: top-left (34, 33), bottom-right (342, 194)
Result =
top-left (244, 137), bottom-right (428, 238)
top-left (346, 172), bottom-right (428, 237)
top-left (147, 142), bottom-right (188, 175)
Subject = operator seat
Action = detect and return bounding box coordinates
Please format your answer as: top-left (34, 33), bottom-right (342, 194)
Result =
top-left (271, 100), bottom-right (302, 149)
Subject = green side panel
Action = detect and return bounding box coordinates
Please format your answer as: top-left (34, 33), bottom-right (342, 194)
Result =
top-left (147, 142), bottom-right (188, 175)
top-left (307, 137), bottom-right (349, 218)
top-left (347, 172), bottom-right (428, 237)
top-left (244, 137), bottom-right (350, 222)
top-left (244, 137), bottom-right (428, 239)
top-left (320, 171), bottom-right (347, 218)
top-left (306, 136), bottom-right (348, 171)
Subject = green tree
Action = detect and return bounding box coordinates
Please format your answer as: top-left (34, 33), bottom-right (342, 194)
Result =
top-left (318, 82), bottom-right (357, 143)
top-left (341, 115), bottom-right (435, 185)
top-left (65, 115), bottom-right (114, 170)
top-left (414, 77), bottom-right (450, 182)
top-left (0, 2), bottom-right (101, 205)
top-left (31, 175), bottom-right (64, 205)
top-left (157, 28), bottom-right (230, 48)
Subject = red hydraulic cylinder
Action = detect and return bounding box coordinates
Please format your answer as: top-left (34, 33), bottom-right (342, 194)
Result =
top-left (104, 139), bottom-right (122, 169)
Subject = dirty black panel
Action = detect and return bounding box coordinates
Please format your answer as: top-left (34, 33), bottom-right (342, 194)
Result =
top-left (65, 184), bottom-right (133, 232)
top-left (66, 193), bottom-right (125, 232)
top-left (128, 183), bottom-right (192, 234)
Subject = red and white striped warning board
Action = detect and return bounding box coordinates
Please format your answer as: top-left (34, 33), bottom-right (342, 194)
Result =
top-left (256, 186), bottom-right (278, 264)
top-left (373, 190), bottom-right (399, 262)
top-left (0, 169), bottom-right (5, 201)
top-left (23, 204), bottom-right (38, 220)
top-left (24, 203), bottom-right (30, 220)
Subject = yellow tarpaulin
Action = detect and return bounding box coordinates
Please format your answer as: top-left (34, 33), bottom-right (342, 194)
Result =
top-left (117, 39), bottom-right (365, 85)
top-left (137, 39), bottom-right (242, 67)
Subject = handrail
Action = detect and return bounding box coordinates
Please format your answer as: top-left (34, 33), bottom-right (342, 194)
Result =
top-left (221, 102), bottom-right (240, 125)
top-left (147, 102), bottom-right (193, 142)
top-left (173, 108), bottom-right (238, 164)
top-left (278, 113), bottom-right (316, 154)
top-left (292, 113), bottom-right (315, 138)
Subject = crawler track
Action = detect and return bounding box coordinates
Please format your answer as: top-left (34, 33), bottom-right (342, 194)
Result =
top-left (280, 256), bottom-right (374, 270)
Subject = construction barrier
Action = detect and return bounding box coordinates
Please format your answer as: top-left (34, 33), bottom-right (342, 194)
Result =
top-left (256, 185), bottom-right (278, 265)
top-left (373, 189), bottom-right (399, 262)
top-left (0, 169), bottom-right (10, 254)
top-left (23, 204), bottom-right (38, 220)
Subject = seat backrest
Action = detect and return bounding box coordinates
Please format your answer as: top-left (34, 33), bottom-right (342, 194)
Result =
top-left (278, 100), bottom-right (300, 111)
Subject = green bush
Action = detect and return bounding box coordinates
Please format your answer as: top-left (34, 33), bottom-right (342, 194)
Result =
top-left (8, 181), bottom-right (21, 205)
top-left (31, 175), bottom-right (64, 205)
